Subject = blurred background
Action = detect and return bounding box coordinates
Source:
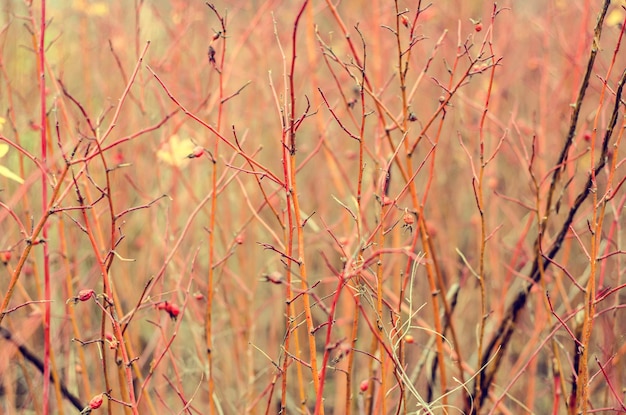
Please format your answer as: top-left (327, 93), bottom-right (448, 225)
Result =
top-left (1, 0), bottom-right (625, 413)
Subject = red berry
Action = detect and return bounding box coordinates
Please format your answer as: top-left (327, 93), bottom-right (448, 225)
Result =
top-left (187, 146), bottom-right (204, 159)
top-left (359, 379), bottom-right (369, 392)
top-left (403, 213), bottom-right (415, 226)
top-left (405, 334), bottom-right (415, 344)
top-left (104, 333), bottom-right (118, 349)
top-left (475, 23), bottom-right (483, 32)
top-left (77, 289), bottom-right (95, 302)
top-left (166, 302), bottom-right (180, 319)
top-left (113, 150), bottom-right (124, 165)
top-left (400, 15), bottom-right (409, 28)
top-left (426, 221), bottom-right (438, 238)
top-left (0, 251), bottom-right (11, 264)
top-left (89, 393), bottom-right (104, 409)
top-left (381, 196), bottom-right (393, 207)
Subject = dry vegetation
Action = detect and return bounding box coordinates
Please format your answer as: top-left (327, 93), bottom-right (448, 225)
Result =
top-left (1, 0), bottom-right (626, 414)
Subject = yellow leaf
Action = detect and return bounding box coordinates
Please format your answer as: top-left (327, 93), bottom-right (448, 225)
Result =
top-left (606, 9), bottom-right (625, 27)
top-left (0, 165), bottom-right (24, 184)
top-left (156, 135), bottom-right (196, 167)
top-left (73, 0), bottom-right (109, 16)
top-left (86, 3), bottom-right (109, 16)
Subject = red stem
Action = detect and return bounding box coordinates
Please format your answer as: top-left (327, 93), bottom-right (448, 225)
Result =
top-left (37, 1), bottom-right (51, 413)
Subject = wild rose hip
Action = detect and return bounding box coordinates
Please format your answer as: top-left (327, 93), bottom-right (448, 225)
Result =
top-left (77, 289), bottom-right (95, 302)
top-left (381, 196), bottom-right (393, 207)
top-left (0, 251), bottom-right (11, 264)
top-left (400, 15), bottom-right (409, 28)
top-left (359, 379), bottom-right (369, 392)
top-left (156, 301), bottom-right (169, 311)
top-left (89, 393), bottom-right (104, 409)
top-left (103, 332), bottom-right (119, 349)
top-left (187, 146), bottom-right (204, 158)
top-left (166, 302), bottom-right (180, 319)
top-left (470, 18), bottom-right (482, 32)
top-left (403, 212), bottom-right (415, 226)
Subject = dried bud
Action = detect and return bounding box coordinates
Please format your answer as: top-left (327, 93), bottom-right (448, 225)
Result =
top-left (208, 46), bottom-right (216, 64)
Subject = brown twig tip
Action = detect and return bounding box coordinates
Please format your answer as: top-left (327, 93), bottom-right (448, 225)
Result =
top-left (257, 242), bottom-right (302, 265)
top-left (262, 272), bottom-right (284, 285)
